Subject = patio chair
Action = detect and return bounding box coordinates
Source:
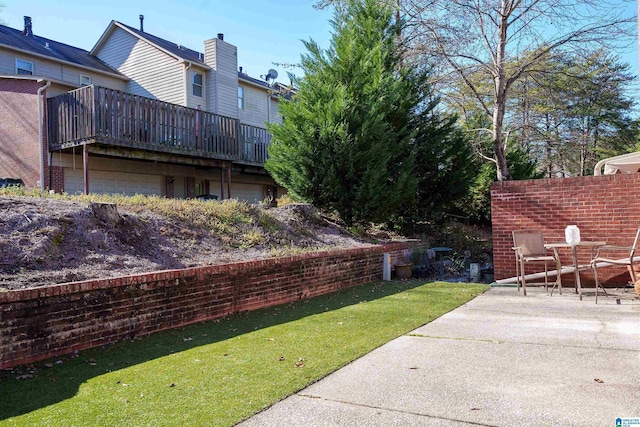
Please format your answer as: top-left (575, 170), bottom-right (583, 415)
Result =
top-left (512, 230), bottom-right (561, 296)
top-left (590, 228), bottom-right (640, 303)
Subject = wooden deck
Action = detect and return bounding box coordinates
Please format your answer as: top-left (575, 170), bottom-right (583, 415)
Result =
top-left (46, 85), bottom-right (271, 166)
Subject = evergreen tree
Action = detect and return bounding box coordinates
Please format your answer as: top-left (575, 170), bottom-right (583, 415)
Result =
top-left (392, 104), bottom-right (475, 231)
top-left (266, 0), bottom-right (417, 226)
top-left (511, 50), bottom-right (637, 177)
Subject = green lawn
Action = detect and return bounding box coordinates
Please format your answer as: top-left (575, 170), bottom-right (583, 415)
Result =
top-left (0, 281), bottom-right (487, 426)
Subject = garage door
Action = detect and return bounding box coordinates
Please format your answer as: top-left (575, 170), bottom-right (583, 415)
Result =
top-left (231, 183), bottom-right (264, 204)
top-left (64, 169), bottom-right (163, 196)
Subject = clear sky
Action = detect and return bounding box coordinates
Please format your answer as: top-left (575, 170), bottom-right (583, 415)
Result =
top-left (2, 0), bottom-right (639, 104)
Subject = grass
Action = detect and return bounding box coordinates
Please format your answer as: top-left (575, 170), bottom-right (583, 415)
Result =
top-left (0, 280), bottom-right (487, 426)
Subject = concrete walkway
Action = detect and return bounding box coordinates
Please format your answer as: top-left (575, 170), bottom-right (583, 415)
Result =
top-left (238, 287), bottom-right (640, 427)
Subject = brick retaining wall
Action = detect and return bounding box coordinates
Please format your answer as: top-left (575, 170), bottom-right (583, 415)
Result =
top-left (0, 243), bottom-right (409, 369)
top-left (491, 174), bottom-right (640, 285)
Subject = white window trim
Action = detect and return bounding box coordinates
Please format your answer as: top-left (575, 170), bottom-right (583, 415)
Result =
top-left (192, 72), bottom-right (203, 97)
top-left (238, 86), bottom-right (244, 110)
top-left (16, 58), bottom-right (34, 75)
top-left (80, 74), bottom-right (92, 86)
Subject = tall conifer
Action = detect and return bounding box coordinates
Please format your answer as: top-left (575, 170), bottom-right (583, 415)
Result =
top-left (266, 0), bottom-right (417, 226)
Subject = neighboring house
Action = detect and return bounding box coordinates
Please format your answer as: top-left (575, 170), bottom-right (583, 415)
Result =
top-left (0, 16), bottom-right (285, 203)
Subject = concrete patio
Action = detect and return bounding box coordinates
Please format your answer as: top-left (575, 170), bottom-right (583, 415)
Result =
top-left (238, 286), bottom-right (640, 426)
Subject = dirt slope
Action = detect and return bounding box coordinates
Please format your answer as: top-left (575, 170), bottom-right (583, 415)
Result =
top-left (0, 196), bottom-right (375, 290)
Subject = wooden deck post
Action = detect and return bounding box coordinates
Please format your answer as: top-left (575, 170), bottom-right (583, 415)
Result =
top-left (220, 167), bottom-right (224, 200)
top-left (227, 166), bottom-right (231, 199)
top-left (83, 143), bottom-right (89, 195)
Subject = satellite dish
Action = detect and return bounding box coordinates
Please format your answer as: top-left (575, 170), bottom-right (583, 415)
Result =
top-left (266, 69), bottom-right (278, 81)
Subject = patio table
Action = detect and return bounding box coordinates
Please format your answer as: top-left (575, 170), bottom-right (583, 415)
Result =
top-left (545, 241), bottom-right (606, 300)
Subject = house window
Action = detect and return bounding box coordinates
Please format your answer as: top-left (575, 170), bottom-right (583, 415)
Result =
top-left (192, 72), bottom-right (203, 97)
top-left (80, 74), bottom-right (92, 86)
top-left (238, 86), bottom-right (244, 109)
top-left (16, 59), bottom-right (34, 75)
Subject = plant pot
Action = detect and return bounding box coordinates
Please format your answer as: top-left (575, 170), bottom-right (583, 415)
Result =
top-left (481, 269), bottom-right (494, 284)
top-left (395, 263), bottom-right (413, 279)
top-left (627, 266), bottom-right (640, 296)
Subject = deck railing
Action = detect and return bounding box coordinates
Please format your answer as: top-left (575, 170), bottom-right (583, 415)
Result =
top-left (47, 85), bottom-right (270, 165)
top-left (239, 123), bottom-right (271, 165)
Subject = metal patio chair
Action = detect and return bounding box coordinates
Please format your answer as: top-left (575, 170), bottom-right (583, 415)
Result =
top-left (590, 228), bottom-right (640, 303)
top-left (512, 230), bottom-right (561, 296)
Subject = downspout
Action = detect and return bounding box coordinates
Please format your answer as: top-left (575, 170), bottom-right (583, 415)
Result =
top-left (184, 61), bottom-right (192, 106)
top-left (266, 90), bottom-right (271, 126)
top-left (37, 79), bottom-right (52, 191)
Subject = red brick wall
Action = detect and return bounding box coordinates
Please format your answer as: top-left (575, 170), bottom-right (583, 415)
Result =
top-left (48, 165), bottom-right (64, 193)
top-left (491, 174), bottom-right (640, 285)
top-left (0, 243), bottom-right (409, 369)
top-left (0, 79), bottom-right (42, 188)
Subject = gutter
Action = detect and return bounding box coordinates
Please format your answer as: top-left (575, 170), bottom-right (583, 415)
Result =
top-left (37, 79), bottom-right (52, 191)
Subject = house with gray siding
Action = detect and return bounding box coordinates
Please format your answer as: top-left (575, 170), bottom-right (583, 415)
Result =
top-left (0, 16), bottom-right (285, 203)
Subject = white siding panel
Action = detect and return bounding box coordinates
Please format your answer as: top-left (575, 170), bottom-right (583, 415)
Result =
top-left (94, 28), bottom-right (137, 70)
top-left (216, 41), bottom-right (238, 118)
top-left (190, 181), bottom-right (264, 203)
top-left (0, 49), bottom-right (125, 90)
top-left (0, 50), bottom-right (14, 74)
top-left (270, 98), bottom-right (282, 124)
top-left (231, 183), bottom-right (265, 204)
top-left (186, 67), bottom-right (207, 109)
top-left (204, 40), bottom-right (217, 113)
top-left (56, 154), bottom-right (272, 203)
top-left (64, 168), bottom-right (162, 196)
top-left (47, 83), bottom-right (75, 97)
top-left (238, 83), bottom-right (269, 127)
top-left (96, 27), bottom-right (185, 105)
top-left (55, 154), bottom-right (197, 177)
top-left (203, 38), bottom-right (237, 118)
top-left (27, 58), bottom-right (63, 80)
top-left (0, 52), bottom-right (64, 80)
top-left (86, 73), bottom-right (126, 91)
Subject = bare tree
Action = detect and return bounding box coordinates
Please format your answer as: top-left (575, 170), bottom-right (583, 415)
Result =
top-left (317, 0), bottom-right (636, 181)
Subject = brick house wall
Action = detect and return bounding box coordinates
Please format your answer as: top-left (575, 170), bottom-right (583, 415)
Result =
top-left (491, 174), bottom-right (640, 285)
top-left (0, 79), bottom-right (42, 188)
top-left (0, 243), bottom-right (410, 369)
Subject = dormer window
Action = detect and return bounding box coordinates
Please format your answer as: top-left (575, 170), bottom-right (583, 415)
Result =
top-left (80, 74), bottom-right (92, 86)
top-left (16, 58), bottom-right (33, 75)
top-left (192, 72), bottom-right (203, 97)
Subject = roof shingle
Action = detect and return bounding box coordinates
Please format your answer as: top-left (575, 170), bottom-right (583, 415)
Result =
top-left (116, 22), bottom-right (206, 66)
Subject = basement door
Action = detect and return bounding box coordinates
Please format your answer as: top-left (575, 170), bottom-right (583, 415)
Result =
top-left (64, 168), bottom-right (163, 196)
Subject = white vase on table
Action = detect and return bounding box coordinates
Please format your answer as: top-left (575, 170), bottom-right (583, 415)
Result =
top-left (565, 225), bottom-right (581, 245)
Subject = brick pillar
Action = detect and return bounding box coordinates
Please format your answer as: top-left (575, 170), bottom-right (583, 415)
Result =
top-left (50, 166), bottom-right (64, 193)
